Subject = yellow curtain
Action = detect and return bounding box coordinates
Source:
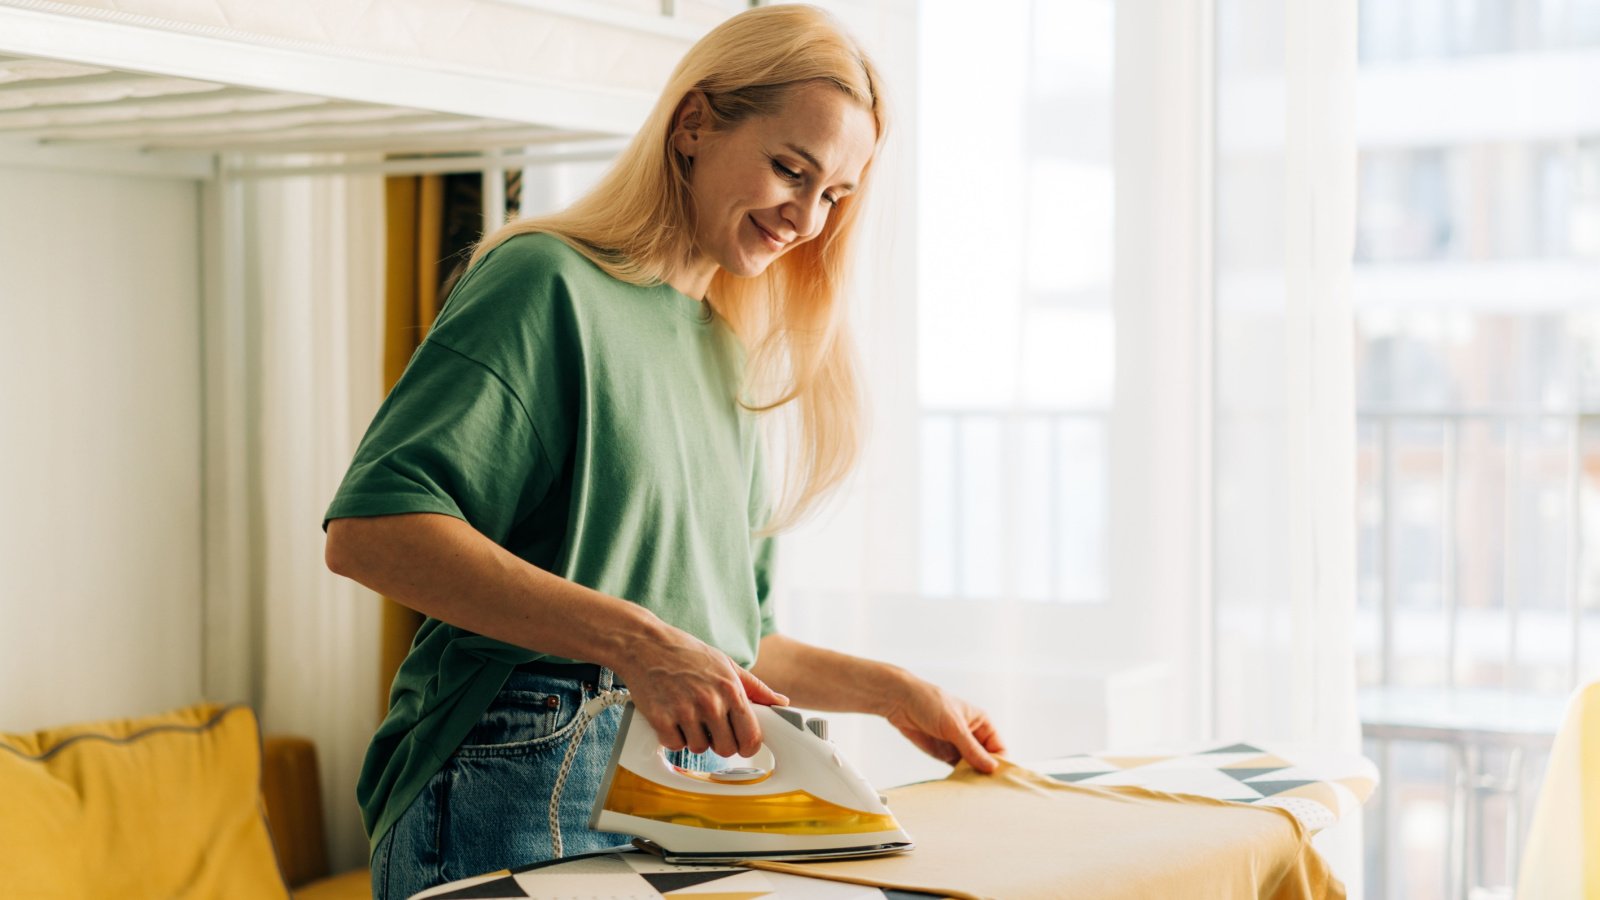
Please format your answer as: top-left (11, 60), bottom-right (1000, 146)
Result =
top-left (375, 170), bottom-right (517, 714)
top-left (377, 174), bottom-right (445, 716)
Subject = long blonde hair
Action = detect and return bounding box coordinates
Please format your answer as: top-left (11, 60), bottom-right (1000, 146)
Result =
top-left (468, 4), bottom-right (886, 534)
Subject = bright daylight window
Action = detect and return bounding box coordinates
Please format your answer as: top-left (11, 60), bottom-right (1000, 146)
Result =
top-left (921, 0), bottom-right (1600, 896)
top-left (917, 0), bottom-right (1114, 605)
top-left (1351, 1), bottom-right (1600, 897)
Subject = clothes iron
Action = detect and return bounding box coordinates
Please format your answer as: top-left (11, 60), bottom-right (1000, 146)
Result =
top-left (588, 701), bottom-right (915, 865)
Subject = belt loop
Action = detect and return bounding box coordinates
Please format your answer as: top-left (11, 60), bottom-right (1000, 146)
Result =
top-left (598, 667), bottom-right (614, 691)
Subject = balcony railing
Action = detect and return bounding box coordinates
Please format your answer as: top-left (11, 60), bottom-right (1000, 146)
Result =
top-left (1357, 409), bottom-right (1590, 899)
top-left (921, 406), bottom-right (1585, 897)
top-left (918, 409), bottom-right (1108, 604)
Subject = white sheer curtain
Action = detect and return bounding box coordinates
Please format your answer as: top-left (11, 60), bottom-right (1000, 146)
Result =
top-left (778, 0), bottom-right (1365, 891)
top-left (779, 0), bottom-right (1213, 775)
top-left (204, 160), bottom-right (386, 871)
top-left (1214, 0), bottom-right (1363, 887)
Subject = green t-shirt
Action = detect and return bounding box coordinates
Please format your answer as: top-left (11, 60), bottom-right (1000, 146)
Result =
top-left (322, 232), bottom-right (778, 851)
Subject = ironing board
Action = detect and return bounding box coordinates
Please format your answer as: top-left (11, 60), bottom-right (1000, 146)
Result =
top-left (410, 742), bottom-right (1375, 900)
top-left (413, 851), bottom-right (936, 899)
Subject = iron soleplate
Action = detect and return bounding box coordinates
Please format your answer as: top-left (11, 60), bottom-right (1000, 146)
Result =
top-left (633, 837), bottom-right (915, 866)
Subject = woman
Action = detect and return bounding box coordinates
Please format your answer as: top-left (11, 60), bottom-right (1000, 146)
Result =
top-left (323, 6), bottom-right (1007, 898)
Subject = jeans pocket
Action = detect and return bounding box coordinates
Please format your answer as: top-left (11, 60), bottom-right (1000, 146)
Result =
top-left (456, 689), bottom-right (562, 750)
top-left (439, 703), bottom-right (631, 878)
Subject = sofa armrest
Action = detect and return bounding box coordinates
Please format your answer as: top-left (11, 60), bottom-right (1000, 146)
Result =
top-left (260, 735), bottom-right (332, 890)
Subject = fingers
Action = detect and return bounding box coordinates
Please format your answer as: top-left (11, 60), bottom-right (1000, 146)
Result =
top-left (634, 658), bottom-right (771, 759)
top-left (652, 721), bottom-right (688, 753)
top-left (972, 715), bottom-right (1008, 755)
top-left (889, 687), bottom-right (1007, 774)
top-left (727, 697), bottom-right (765, 758)
top-left (948, 718), bottom-right (999, 773)
top-left (738, 666), bottom-right (789, 707)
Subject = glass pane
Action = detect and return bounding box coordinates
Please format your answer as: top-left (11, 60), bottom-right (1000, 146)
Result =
top-left (1391, 420), bottom-right (1448, 689)
top-left (917, 0), bottom-right (1113, 605)
top-left (1389, 740), bottom-right (1453, 900)
top-left (1351, 5), bottom-right (1593, 896)
top-left (1357, 145), bottom-right (1578, 262)
top-left (919, 415), bottom-right (957, 598)
top-left (1455, 418), bottom-right (1510, 690)
top-left (1358, 0), bottom-right (1600, 60)
top-left (1015, 418), bottom-right (1055, 603)
top-left (1055, 417), bottom-right (1106, 603)
top-left (1511, 419), bottom-right (1573, 692)
top-left (957, 415), bottom-right (1004, 599)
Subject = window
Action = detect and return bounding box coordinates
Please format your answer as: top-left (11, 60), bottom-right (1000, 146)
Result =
top-left (917, 0), bottom-right (1114, 604)
top-left (1352, 11), bottom-right (1600, 896)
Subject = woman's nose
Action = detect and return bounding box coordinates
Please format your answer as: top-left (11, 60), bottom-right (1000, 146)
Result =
top-left (783, 196), bottom-right (824, 241)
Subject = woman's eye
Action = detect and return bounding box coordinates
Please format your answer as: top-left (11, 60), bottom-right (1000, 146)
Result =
top-left (771, 159), bottom-right (801, 180)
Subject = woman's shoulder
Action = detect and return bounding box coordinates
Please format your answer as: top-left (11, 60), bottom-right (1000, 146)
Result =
top-left (476, 230), bottom-right (607, 283)
top-left (439, 232), bottom-right (607, 318)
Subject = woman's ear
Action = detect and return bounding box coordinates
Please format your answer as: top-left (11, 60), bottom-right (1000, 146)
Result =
top-left (671, 91), bottom-right (709, 159)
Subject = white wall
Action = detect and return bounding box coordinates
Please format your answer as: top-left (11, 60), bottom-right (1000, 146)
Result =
top-left (0, 166), bottom-right (204, 730)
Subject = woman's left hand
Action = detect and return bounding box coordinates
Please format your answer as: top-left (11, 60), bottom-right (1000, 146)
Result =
top-left (881, 678), bottom-right (1007, 774)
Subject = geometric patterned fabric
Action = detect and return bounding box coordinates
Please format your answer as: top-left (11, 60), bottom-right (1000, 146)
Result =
top-left (412, 850), bottom-right (931, 899)
top-left (1031, 742), bottom-right (1378, 835)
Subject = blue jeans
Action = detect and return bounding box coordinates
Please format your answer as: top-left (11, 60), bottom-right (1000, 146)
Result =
top-left (370, 668), bottom-right (726, 900)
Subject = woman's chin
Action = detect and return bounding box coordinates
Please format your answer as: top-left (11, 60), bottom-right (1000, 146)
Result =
top-left (723, 254), bottom-right (775, 279)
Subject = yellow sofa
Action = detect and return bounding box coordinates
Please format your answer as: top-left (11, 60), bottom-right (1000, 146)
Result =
top-left (0, 702), bottom-right (369, 899)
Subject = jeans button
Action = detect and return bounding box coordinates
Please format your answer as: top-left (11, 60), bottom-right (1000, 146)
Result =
top-left (544, 695), bottom-right (559, 710)
top-left (581, 681), bottom-right (595, 693)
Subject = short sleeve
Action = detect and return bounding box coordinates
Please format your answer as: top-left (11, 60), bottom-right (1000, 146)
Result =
top-left (323, 342), bottom-right (554, 543)
top-left (324, 235), bottom-right (577, 543)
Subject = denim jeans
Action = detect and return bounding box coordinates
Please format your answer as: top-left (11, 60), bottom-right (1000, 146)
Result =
top-left (370, 667), bottom-right (726, 900)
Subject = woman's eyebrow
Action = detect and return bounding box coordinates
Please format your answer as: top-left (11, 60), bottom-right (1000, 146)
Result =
top-left (784, 142), bottom-right (856, 192)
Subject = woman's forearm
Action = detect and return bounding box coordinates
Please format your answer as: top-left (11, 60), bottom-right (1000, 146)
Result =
top-left (754, 634), bottom-right (1007, 772)
top-left (325, 512), bottom-right (671, 671)
top-left (750, 633), bottom-right (915, 716)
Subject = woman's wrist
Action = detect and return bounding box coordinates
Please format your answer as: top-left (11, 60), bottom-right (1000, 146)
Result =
top-left (868, 663), bottom-right (921, 718)
top-left (586, 598), bottom-right (675, 675)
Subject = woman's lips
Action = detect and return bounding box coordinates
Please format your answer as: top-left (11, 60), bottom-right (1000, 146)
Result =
top-left (750, 216), bottom-right (785, 250)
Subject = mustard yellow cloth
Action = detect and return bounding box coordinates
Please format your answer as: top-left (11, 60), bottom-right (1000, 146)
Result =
top-left (747, 759), bottom-right (1342, 900)
top-left (1517, 680), bottom-right (1600, 900)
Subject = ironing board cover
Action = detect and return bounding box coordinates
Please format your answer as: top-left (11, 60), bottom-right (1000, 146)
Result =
top-left (410, 743), bottom-right (1376, 900)
top-left (413, 851), bottom-right (929, 900)
top-left (1027, 741), bottom-right (1378, 833)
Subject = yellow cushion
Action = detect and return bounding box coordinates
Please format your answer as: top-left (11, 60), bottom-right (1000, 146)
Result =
top-left (0, 702), bottom-right (288, 899)
top-left (293, 868), bottom-right (372, 900)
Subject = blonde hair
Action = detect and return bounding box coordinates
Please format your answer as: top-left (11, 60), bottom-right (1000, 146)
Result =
top-left (468, 4), bottom-right (886, 534)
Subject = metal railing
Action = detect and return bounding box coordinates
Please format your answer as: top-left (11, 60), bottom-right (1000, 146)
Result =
top-left (1358, 408), bottom-right (1591, 899)
top-left (918, 405), bottom-right (1584, 895)
top-left (918, 408), bottom-right (1109, 604)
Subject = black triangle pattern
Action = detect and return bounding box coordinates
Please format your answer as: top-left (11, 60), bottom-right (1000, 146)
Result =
top-left (1223, 768), bottom-right (1288, 782)
top-left (1245, 780), bottom-right (1314, 797)
top-left (1201, 743), bottom-right (1263, 754)
top-left (641, 869), bottom-right (747, 893)
top-left (1048, 771), bottom-right (1115, 783)
top-left (511, 850), bottom-right (628, 874)
top-left (430, 875), bottom-right (530, 898)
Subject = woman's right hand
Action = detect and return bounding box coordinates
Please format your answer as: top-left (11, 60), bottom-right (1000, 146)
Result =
top-left (610, 626), bottom-right (789, 760)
